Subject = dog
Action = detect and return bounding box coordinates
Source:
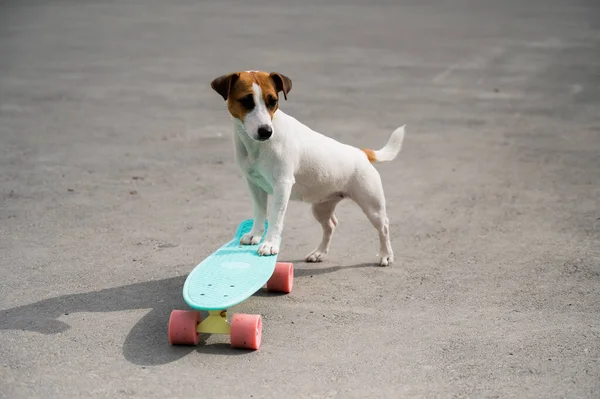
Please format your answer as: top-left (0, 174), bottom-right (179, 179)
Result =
top-left (210, 71), bottom-right (405, 266)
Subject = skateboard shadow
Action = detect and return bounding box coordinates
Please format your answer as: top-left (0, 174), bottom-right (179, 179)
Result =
top-left (0, 274), bottom-right (248, 366)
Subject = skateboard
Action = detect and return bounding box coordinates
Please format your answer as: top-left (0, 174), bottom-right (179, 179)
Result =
top-left (168, 219), bottom-right (294, 350)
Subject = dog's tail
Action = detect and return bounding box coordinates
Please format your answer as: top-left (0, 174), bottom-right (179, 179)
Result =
top-left (361, 125), bottom-right (406, 163)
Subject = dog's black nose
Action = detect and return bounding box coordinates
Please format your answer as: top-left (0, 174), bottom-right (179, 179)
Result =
top-left (257, 125), bottom-right (272, 140)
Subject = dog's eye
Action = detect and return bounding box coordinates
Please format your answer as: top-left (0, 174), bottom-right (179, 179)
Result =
top-left (238, 95), bottom-right (255, 110)
top-left (266, 96), bottom-right (278, 109)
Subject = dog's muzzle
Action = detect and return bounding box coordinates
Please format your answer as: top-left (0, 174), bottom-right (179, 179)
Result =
top-left (257, 125), bottom-right (273, 141)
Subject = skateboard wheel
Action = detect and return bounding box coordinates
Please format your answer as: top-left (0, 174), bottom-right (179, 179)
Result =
top-left (230, 314), bottom-right (262, 350)
top-left (168, 310), bottom-right (201, 345)
top-left (267, 262), bottom-right (294, 293)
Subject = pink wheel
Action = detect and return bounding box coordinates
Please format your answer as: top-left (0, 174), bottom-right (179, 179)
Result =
top-left (168, 310), bottom-right (201, 345)
top-left (266, 262), bottom-right (294, 293)
top-left (230, 314), bottom-right (262, 350)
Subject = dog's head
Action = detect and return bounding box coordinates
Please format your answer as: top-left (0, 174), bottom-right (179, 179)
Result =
top-left (210, 71), bottom-right (292, 141)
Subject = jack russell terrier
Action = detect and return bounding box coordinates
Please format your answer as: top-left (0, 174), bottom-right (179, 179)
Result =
top-left (210, 71), bottom-right (405, 266)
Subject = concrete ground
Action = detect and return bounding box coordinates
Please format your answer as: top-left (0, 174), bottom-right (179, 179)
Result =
top-left (1, 0), bottom-right (599, 397)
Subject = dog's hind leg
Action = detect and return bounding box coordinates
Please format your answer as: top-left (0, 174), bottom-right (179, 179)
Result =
top-left (349, 171), bottom-right (393, 266)
top-left (305, 198), bottom-right (342, 262)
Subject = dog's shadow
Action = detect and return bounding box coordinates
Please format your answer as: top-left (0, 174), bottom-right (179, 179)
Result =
top-left (0, 260), bottom-right (376, 366)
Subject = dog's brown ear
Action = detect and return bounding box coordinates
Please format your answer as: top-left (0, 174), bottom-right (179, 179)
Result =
top-left (270, 72), bottom-right (292, 100)
top-left (210, 73), bottom-right (240, 101)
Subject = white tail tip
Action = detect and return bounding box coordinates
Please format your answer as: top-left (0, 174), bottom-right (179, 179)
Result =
top-left (373, 125), bottom-right (406, 162)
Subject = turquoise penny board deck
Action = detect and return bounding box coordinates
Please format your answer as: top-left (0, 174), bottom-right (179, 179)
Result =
top-left (183, 219), bottom-right (277, 311)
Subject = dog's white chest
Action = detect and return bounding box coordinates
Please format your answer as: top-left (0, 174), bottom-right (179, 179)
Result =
top-left (243, 164), bottom-right (274, 195)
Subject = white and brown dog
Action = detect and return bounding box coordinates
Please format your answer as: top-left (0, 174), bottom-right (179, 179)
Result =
top-left (210, 71), bottom-right (405, 266)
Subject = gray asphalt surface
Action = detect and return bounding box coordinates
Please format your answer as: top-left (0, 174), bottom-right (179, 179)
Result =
top-left (1, 0), bottom-right (599, 398)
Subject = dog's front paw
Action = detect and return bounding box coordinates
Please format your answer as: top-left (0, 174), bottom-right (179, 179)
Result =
top-left (305, 250), bottom-right (327, 263)
top-left (240, 232), bottom-right (262, 245)
top-left (257, 241), bottom-right (279, 256)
